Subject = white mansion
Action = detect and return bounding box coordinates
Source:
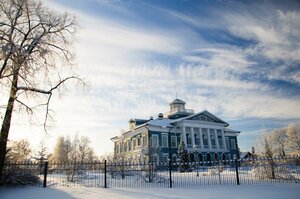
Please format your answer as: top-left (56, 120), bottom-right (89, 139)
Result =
top-left (111, 99), bottom-right (240, 164)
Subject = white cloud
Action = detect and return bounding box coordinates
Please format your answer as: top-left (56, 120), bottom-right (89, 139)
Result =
top-left (227, 10), bottom-right (300, 63)
top-left (4, 0), bottom-right (300, 156)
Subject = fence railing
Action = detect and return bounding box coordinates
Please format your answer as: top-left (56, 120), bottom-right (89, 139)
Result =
top-left (2, 156), bottom-right (300, 188)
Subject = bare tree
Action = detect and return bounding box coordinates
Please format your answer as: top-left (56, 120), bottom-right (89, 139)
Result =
top-left (99, 152), bottom-right (114, 162)
top-left (0, 0), bottom-right (82, 180)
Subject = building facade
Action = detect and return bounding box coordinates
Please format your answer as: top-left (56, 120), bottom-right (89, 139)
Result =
top-left (111, 99), bottom-right (240, 164)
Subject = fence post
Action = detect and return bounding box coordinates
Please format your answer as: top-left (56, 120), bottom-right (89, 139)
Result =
top-left (43, 161), bottom-right (48, 188)
top-left (234, 157), bottom-right (240, 185)
top-left (104, 160), bottom-right (107, 188)
top-left (169, 160), bottom-right (172, 188)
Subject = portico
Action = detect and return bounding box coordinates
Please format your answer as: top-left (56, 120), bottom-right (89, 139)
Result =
top-left (181, 126), bottom-right (227, 151)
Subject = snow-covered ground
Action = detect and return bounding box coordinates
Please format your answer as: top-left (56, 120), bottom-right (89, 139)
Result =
top-left (1, 184), bottom-right (300, 199)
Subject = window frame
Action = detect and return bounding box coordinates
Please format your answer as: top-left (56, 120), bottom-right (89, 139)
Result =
top-left (152, 134), bottom-right (159, 147)
top-left (171, 135), bottom-right (177, 148)
top-left (162, 134), bottom-right (168, 148)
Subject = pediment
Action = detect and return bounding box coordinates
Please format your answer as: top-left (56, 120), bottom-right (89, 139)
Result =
top-left (190, 114), bottom-right (215, 122)
top-left (185, 111), bottom-right (229, 126)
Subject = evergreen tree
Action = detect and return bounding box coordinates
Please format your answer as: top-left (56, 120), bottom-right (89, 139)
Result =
top-left (178, 141), bottom-right (190, 172)
top-left (33, 141), bottom-right (48, 163)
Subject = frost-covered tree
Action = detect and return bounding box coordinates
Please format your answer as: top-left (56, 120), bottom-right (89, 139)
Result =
top-left (51, 136), bottom-right (68, 163)
top-left (270, 129), bottom-right (287, 157)
top-left (6, 139), bottom-right (31, 162)
top-left (256, 124), bottom-right (300, 157)
top-left (51, 135), bottom-right (96, 182)
top-left (285, 124), bottom-right (300, 155)
top-left (78, 136), bottom-right (95, 162)
top-left (0, 0), bottom-right (82, 180)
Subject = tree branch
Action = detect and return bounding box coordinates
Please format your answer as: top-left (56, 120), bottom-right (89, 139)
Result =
top-left (15, 98), bottom-right (33, 114)
top-left (17, 76), bottom-right (84, 94)
top-left (16, 76), bottom-right (85, 133)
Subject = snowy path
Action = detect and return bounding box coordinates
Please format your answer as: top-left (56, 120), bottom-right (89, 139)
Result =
top-left (1, 184), bottom-right (300, 199)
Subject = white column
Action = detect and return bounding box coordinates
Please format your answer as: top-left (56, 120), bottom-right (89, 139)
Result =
top-left (199, 128), bottom-right (204, 149)
top-left (207, 129), bottom-right (212, 149)
top-left (214, 129), bottom-right (219, 150)
top-left (222, 130), bottom-right (226, 149)
top-left (191, 127), bottom-right (195, 146)
top-left (182, 127), bottom-right (187, 147)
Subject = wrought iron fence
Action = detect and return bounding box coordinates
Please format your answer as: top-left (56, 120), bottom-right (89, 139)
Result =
top-left (2, 156), bottom-right (300, 188)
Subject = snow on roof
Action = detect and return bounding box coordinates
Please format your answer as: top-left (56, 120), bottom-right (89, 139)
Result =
top-left (144, 110), bottom-right (231, 128)
top-left (224, 127), bottom-right (240, 132)
top-left (146, 118), bottom-right (174, 128)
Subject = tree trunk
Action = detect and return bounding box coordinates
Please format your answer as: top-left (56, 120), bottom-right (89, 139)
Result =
top-left (0, 67), bottom-right (19, 184)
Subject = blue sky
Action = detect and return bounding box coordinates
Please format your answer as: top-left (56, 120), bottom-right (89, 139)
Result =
top-left (6, 0), bottom-right (300, 155)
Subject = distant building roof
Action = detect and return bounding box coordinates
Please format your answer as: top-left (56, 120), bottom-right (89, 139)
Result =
top-left (240, 152), bottom-right (253, 159)
top-left (129, 118), bottom-right (150, 126)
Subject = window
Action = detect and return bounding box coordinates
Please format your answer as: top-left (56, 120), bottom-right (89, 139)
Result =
top-left (210, 129), bottom-right (216, 149)
top-left (194, 128), bottom-right (200, 145)
top-left (194, 133), bottom-right (200, 145)
top-left (124, 142), bottom-right (127, 152)
top-left (201, 115), bottom-right (207, 121)
top-left (202, 128), bottom-right (209, 148)
top-left (137, 137), bottom-right (141, 146)
top-left (186, 133), bottom-right (192, 145)
top-left (116, 144), bottom-right (119, 153)
top-left (217, 130), bottom-right (223, 148)
top-left (171, 136), bottom-right (177, 148)
top-left (172, 154), bottom-right (177, 163)
top-left (225, 137), bottom-right (229, 149)
top-left (133, 138), bottom-right (136, 148)
top-left (186, 127), bottom-right (192, 146)
top-left (152, 134), bottom-right (159, 147)
top-left (163, 154), bottom-right (168, 163)
top-left (128, 140), bottom-right (131, 151)
top-left (230, 139), bottom-right (236, 149)
top-left (162, 134), bottom-right (168, 147)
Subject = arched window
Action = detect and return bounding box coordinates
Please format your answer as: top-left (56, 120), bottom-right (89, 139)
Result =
top-left (214, 153), bottom-right (219, 164)
top-left (190, 153), bottom-right (195, 163)
top-left (172, 154), bottom-right (177, 163)
top-left (206, 153), bottom-right (211, 166)
top-left (222, 153), bottom-right (226, 165)
top-left (198, 153), bottom-right (203, 165)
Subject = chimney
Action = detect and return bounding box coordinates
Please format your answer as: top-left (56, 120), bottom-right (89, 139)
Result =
top-left (158, 113), bottom-right (163, 119)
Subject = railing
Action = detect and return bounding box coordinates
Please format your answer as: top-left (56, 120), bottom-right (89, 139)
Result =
top-left (2, 156), bottom-right (300, 188)
top-left (165, 108), bottom-right (194, 116)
